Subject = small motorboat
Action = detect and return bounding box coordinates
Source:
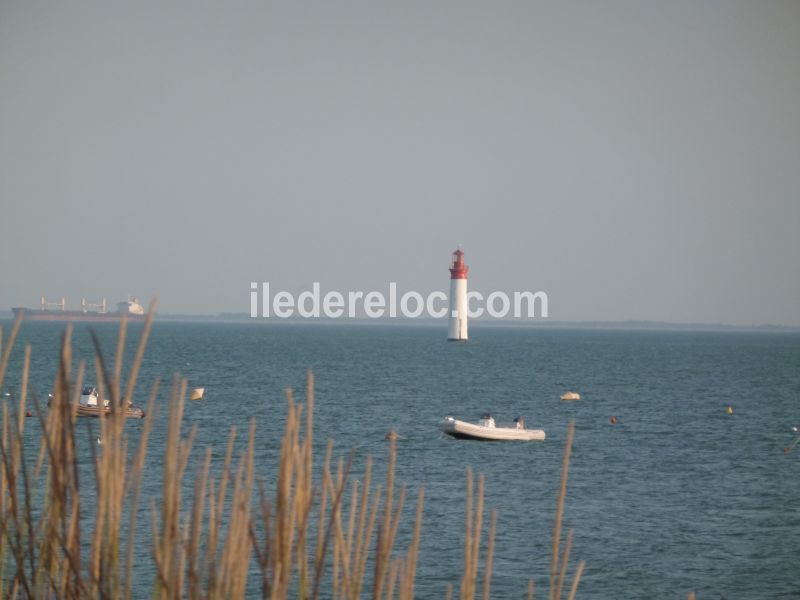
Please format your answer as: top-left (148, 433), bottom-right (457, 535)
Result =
top-left (440, 413), bottom-right (545, 441)
top-left (189, 387), bottom-right (205, 401)
top-left (76, 386), bottom-right (145, 419)
top-left (560, 391), bottom-right (581, 401)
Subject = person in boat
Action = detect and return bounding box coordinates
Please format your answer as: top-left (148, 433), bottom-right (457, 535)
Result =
top-left (479, 413), bottom-right (496, 428)
top-left (513, 416), bottom-right (525, 430)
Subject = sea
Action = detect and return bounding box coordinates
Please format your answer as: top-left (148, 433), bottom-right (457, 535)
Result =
top-left (2, 320), bottom-right (799, 599)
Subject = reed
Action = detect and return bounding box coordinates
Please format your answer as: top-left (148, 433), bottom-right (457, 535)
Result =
top-left (549, 421), bottom-right (584, 600)
top-left (0, 309), bottom-right (588, 598)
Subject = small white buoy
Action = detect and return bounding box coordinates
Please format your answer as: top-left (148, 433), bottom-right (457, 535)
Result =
top-left (561, 391), bottom-right (581, 401)
top-left (190, 387), bottom-right (205, 401)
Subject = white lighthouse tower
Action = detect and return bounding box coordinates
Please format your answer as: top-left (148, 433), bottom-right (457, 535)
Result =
top-left (448, 248), bottom-right (469, 341)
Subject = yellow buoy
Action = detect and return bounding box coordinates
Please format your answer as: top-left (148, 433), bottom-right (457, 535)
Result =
top-left (726, 406), bottom-right (733, 414)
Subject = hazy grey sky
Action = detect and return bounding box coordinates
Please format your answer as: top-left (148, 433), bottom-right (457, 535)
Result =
top-left (1, 1), bottom-right (799, 325)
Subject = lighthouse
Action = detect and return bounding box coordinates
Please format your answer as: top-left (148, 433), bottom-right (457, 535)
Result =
top-left (448, 249), bottom-right (469, 341)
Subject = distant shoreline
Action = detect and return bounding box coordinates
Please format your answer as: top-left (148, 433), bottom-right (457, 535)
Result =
top-left (2, 309), bottom-right (798, 332)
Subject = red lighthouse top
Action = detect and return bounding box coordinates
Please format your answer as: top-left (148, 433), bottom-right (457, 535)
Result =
top-left (449, 249), bottom-right (469, 279)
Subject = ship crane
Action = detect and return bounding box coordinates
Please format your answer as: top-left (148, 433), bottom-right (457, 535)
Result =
top-left (40, 296), bottom-right (66, 311)
top-left (81, 298), bottom-right (108, 314)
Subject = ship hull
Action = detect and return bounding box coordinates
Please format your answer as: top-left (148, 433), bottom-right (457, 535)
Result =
top-left (11, 308), bottom-right (146, 323)
top-left (75, 404), bottom-right (145, 419)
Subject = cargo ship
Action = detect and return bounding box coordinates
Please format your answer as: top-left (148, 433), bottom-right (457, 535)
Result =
top-left (11, 296), bottom-right (147, 322)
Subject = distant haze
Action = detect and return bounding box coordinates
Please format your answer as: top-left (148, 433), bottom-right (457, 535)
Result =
top-left (1, 2), bottom-right (799, 326)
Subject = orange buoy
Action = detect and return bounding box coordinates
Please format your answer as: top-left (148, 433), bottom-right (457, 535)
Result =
top-left (610, 415), bottom-right (618, 425)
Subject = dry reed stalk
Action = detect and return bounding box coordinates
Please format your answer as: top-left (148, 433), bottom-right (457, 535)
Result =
top-left (217, 418), bottom-right (256, 598)
top-left (74, 313), bottom-right (143, 596)
top-left (5, 343), bottom-right (33, 598)
top-left (339, 478), bottom-right (360, 598)
top-left (554, 529), bottom-right (574, 600)
top-left (0, 402), bottom-right (29, 596)
top-left (481, 508), bottom-right (497, 600)
top-left (386, 556), bottom-right (401, 599)
top-left (17, 345), bottom-right (30, 437)
top-left (152, 375), bottom-right (191, 599)
top-left (34, 373), bottom-right (62, 480)
top-left (372, 434), bottom-right (398, 599)
top-left (330, 457), bottom-right (345, 598)
top-left (356, 482), bottom-right (382, 598)
top-left (386, 484), bottom-right (406, 558)
top-left (350, 456), bottom-right (376, 600)
top-left (186, 447), bottom-right (212, 599)
top-left (209, 475), bottom-right (223, 594)
top-left (460, 468), bottom-right (473, 599)
top-left (295, 371), bottom-right (316, 598)
top-left (0, 312), bottom-right (24, 393)
top-left (311, 438), bottom-right (332, 587)
top-left (459, 469), bottom-right (487, 600)
top-left (88, 322), bottom-right (132, 597)
top-left (549, 421), bottom-right (575, 600)
top-left (470, 474), bottom-right (485, 595)
top-left (5, 345), bottom-right (31, 533)
top-left (528, 579), bottom-right (535, 600)
top-left (565, 560), bottom-right (584, 600)
top-left (398, 488), bottom-right (425, 600)
top-left (206, 425), bottom-right (238, 594)
top-left (62, 369), bottom-right (82, 596)
top-left (272, 390), bottom-right (300, 599)
top-left (250, 478), bottom-right (273, 595)
top-left (312, 448), bottom-right (355, 600)
top-left (123, 378), bottom-right (159, 600)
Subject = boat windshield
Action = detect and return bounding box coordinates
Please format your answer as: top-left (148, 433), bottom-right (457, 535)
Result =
top-left (81, 385), bottom-right (96, 395)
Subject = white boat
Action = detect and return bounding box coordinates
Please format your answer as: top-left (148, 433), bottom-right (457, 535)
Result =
top-left (440, 414), bottom-right (545, 441)
top-left (76, 385), bottom-right (145, 418)
top-left (560, 391), bottom-right (581, 401)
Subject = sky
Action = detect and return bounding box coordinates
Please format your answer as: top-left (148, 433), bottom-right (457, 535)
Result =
top-left (1, 1), bottom-right (799, 325)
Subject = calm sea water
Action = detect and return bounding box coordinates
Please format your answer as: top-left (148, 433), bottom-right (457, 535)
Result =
top-left (3, 320), bottom-right (799, 598)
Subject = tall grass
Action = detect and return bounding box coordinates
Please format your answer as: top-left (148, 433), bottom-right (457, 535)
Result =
top-left (0, 307), bottom-right (606, 598)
